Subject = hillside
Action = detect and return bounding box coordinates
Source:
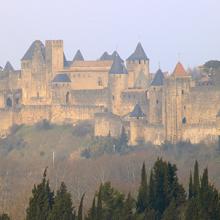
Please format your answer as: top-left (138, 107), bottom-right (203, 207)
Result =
top-left (0, 122), bottom-right (220, 219)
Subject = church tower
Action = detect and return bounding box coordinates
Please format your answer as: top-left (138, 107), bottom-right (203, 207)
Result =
top-left (164, 62), bottom-right (191, 143)
top-left (126, 42), bottom-right (150, 89)
top-left (108, 54), bottom-right (128, 115)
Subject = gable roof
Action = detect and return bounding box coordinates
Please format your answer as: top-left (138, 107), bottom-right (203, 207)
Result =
top-left (109, 54), bottom-right (128, 74)
top-left (151, 69), bottom-right (165, 86)
top-left (127, 42), bottom-right (149, 61)
top-left (22, 40), bottom-right (45, 61)
top-left (4, 61), bottom-right (14, 72)
top-left (130, 104), bottom-right (145, 118)
top-left (52, 73), bottom-right (71, 83)
top-left (73, 50), bottom-right (84, 62)
top-left (172, 62), bottom-right (188, 77)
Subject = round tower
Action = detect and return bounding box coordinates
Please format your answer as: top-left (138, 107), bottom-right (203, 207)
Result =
top-left (148, 69), bottom-right (165, 125)
top-left (126, 42), bottom-right (150, 89)
top-left (108, 54), bottom-right (128, 115)
top-left (129, 104), bottom-right (146, 145)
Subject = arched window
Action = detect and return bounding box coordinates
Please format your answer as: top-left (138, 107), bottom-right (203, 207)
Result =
top-left (6, 97), bottom-right (12, 108)
top-left (66, 92), bottom-right (70, 104)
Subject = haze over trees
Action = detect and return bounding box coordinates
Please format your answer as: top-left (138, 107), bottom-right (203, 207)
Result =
top-left (2, 159), bottom-right (219, 220)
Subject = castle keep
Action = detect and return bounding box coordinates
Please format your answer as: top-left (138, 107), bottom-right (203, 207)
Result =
top-left (1, 40), bottom-right (220, 145)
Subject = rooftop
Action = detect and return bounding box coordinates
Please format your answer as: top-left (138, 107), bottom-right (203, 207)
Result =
top-left (4, 61), bottom-right (14, 72)
top-left (173, 62), bottom-right (188, 77)
top-left (130, 104), bottom-right (145, 118)
top-left (109, 54), bottom-right (128, 74)
top-left (22, 40), bottom-right (45, 61)
top-left (52, 73), bottom-right (71, 83)
top-left (127, 42), bottom-right (149, 61)
top-left (151, 69), bottom-right (165, 86)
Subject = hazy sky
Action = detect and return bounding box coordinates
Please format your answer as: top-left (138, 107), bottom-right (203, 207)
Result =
top-left (0, 0), bottom-right (220, 72)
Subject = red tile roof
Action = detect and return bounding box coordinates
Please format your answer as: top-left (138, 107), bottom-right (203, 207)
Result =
top-left (173, 62), bottom-right (188, 76)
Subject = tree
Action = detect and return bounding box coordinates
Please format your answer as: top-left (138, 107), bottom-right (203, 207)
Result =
top-left (86, 196), bottom-right (96, 220)
top-left (148, 170), bottom-right (155, 210)
top-left (26, 168), bottom-right (54, 220)
top-left (117, 126), bottom-right (128, 152)
top-left (122, 193), bottom-right (135, 220)
top-left (96, 184), bottom-right (103, 220)
top-left (193, 161), bottom-right (200, 197)
top-left (0, 214), bottom-right (10, 220)
top-left (188, 171), bottom-right (193, 199)
top-left (78, 193), bottom-right (85, 220)
top-left (48, 182), bottom-right (75, 220)
top-left (136, 163), bottom-right (148, 213)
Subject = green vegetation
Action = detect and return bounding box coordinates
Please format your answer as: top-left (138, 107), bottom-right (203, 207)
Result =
top-left (22, 159), bottom-right (220, 220)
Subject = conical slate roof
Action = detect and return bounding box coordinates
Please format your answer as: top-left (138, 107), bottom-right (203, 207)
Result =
top-left (127, 42), bottom-right (149, 61)
top-left (22, 40), bottom-right (45, 61)
top-left (4, 61), bottom-right (14, 72)
top-left (100, 51), bottom-right (123, 62)
top-left (73, 50), bottom-right (84, 62)
top-left (63, 53), bottom-right (72, 68)
top-left (52, 73), bottom-right (71, 83)
top-left (130, 104), bottom-right (145, 118)
top-left (151, 69), bottom-right (164, 86)
top-left (173, 62), bottom-right (188, 77)
top-left (100, 52), bottom-right (111, 60)
top-left (109, 54), bottom-right (128, 74)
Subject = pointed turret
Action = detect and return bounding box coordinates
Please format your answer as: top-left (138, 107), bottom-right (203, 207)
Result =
top-left (4, 61), bottom-right (14, 72)
top-left (100, 51), bottom-right (123, 62)
top-left (109, 54), bottom-right (127, 74)
top-left (22, 40), bottom-right (45, 61)
top-left (130, 104), bottom-right (145, 118)
top-left (73, 50), bottom-right (84, 62)
top-left (100, 52), bottom-right (111, 60)
top-left (151, 69), bottom-right (164, 86)
top-left (172, 62), bottom-right (188, 77)
top-left (127, 42), bottom-right (149, 61)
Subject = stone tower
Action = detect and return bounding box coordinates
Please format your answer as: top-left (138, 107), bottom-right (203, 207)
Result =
top-left (51, 73), bottom-right (71, 105)
top-left (45, 40), bottom-right (64, 78)
top-left (148, 69), bottom-right (165, 124)
top-left (129, 104), bottom-right (146, 145)
top-left (126, 42), bottom-right (150, 89)
top-left (164, 62), bottom-right (191, 143)
top-left (21, 40), bottom-right (47, 104)
top-left (108, 54), bottom-right (128, 115)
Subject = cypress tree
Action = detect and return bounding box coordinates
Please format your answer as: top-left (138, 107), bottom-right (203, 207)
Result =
top-left (86, 196), bottom-right (96, 220)
top-left (188, 171), bottom-right (193, 199)
top-left (148, 170), bottom-right (155, 210)
top-left (136, 162), bottom-right (148, 213)
top-left (96, 185), bottom-right (103, 220)
top-left (78, 193), bottom-right (85, 220)
top-left (193, 161), bottom-right (200, 197)
top-left (26, 168), bottom-right (54, 220)
top-left (48, 182), bottom-right (75, 220)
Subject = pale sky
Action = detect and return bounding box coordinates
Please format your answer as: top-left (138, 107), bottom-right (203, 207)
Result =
top-left (0, 0), bottom-right (220, 72)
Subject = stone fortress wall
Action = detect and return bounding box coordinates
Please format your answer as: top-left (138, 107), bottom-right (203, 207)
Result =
top-left (0, 39), bottom-right (220, 145)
